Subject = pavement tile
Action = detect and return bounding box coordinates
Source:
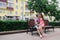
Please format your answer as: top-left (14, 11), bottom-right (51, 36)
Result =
top-left (0, 28), bottom-right (60, 40)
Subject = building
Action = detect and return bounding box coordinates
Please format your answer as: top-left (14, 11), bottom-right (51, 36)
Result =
top-left (0, 0), bottom-right (36, 20)
top-left (25, 0), bottom-right (37, 19)
top-left (0, 0), bottom-right (25, 20)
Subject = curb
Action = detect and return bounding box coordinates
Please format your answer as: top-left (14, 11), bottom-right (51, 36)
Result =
top-left (0, 30), bottom-right (27, 35)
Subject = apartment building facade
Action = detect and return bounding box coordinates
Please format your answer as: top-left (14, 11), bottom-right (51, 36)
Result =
top-left (25, 0), bottom-right (36, 19)
top-left (0, 0), bottom-right (35, 20)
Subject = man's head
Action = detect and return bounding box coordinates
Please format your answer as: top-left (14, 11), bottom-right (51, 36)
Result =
top-left (38, 14), bottom-right (43, 18)
top-left (36, 14), bottom-right (38, 17)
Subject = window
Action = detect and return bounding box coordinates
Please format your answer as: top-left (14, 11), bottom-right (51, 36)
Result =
top-left (21, 1), bottom-right (24, 10)
top-left (15, 11), bottom-right (18, 14)
top-left (0, 10), bottom-right (2, 13)
top-left (3, 3), bottom-right (6, 7)
top-left (8, 11), bottom-right (12, 15)
top-left (0, 10), bottom-right (5, 13)
top-left (16, 5), bottom-right (18, 9)
top-left (0, 2), bottom-right (6, 8)
top-left (2, 10), bottom-right (5, 13)
top-left (10, 11), bottom-right (12, 14)
top-left (21, 6), bottom-right (23, 9)
top-left (25, 12), bottom-right (29, 16)
top-left (8, 3), bottom-right (14, 7)
top-left (25, 1), bottom-right (28, 5)
top-left (26, 7), bottom-right (29, 10)
top-left (25, 7), bottom-right (30, 12)
top-left (16, 0), bottom-right (18, 3)
top-left (8, 0), bottom-right (14, 3)
top-left (0, 2), bottom-right (2, 7)
top-left (7, 16), bottom-right (13, 18)
top-left (21, 12), bottom-right (22, 14)
top-left (21, 1), bottom-right (24, 5)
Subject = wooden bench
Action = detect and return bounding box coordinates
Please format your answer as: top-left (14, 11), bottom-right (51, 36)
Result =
top-left (27, 19), bottom-right (54, 35)
top-left (44, 20), bottom-right (54, 32)
top-left (44, 26), bottom-right (54, 33)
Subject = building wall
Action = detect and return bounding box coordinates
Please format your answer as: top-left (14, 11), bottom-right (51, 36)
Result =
top-left (0, 0), bottom-right (36, 20)
top-left (0, 0), bottom-right (25, 20)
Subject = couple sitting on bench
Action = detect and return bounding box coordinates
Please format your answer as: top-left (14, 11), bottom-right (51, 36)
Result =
top-left (34, 14), bottom-right (46, 39)
top-left (28, 14), bottom-right (54, 39)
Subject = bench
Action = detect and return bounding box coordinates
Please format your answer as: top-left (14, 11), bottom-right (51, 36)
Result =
top-left (44, 26), bottom-right (54, 33)
top-left (27, 19), bottom-right (54, 35)
top-left (44, 20), bottom-right (54, 32)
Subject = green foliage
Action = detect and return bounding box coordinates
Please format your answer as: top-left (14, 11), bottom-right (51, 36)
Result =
top-left (48, 0), bottom-right (58, 16)
top-left (54, 10), bottom-right (60, 20)
top-left (28, 0), bottom-right (49, 13)
top-left (28, 0), bottom-right (58, 14)
top-left (0, 20), bottom-right (60, 31)
top-left (0, 21), bottom-right (28, 31)
top-left (49, 22), bottom-right (60, 26)
top-left (28, 0), bottom-right (60, 20)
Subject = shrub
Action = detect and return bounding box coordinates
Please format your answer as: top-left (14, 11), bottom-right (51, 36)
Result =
top-left (0, 20), bottom-right (28, 31)
top-left (49, 22), bottom-right (60, 26)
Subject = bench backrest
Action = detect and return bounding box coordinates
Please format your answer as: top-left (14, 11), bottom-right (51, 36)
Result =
top-left (28, 19), bottom-right (35, 27)
top-left (44, 20), bottom-right (49, 26)
top-left (28, 19), bottom-right (49, 27)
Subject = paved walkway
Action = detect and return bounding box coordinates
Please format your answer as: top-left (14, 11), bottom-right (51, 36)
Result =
top-left (0, 28), bottom-right (60, 40)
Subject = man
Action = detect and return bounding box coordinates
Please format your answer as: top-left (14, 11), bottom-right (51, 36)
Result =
top-left (34, 14), bottom-right (43, 38)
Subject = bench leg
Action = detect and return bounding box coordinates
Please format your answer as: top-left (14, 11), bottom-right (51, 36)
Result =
top-left (26, 29), bottom-right (29, 34)
top-left (30, 28), bottom-right (33, 35)
top-left (26, 27), bottom-right (34, 35)
top-left (31, 31), bottom-right (33, 35)
top-left (53, 27), bottom-right (54, 32)
top-left (26, 27), bottom-right (30, 34)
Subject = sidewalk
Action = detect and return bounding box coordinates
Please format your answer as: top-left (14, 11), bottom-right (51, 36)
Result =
top-left (0, 28), bottom-right (60, 40)
top-left (0, 30), bottom-right (27, 35)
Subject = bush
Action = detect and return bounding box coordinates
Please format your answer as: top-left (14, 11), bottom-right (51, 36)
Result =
top-left (49, 22), bottom-right (60, 26)
top-left (0, 20), bottom-right (28, 31)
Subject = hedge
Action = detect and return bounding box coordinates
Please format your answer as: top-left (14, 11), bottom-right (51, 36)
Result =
top-left (0, 20), bottom-right (60, 32)
top-left (49, 22), bottom-right (60, 26)
top-left (0, 20), bottom-right (28, 31)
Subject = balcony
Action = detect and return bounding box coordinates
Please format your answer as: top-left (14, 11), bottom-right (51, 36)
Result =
top-left (30, 11), bottom-right (34, 13)
top-left (25, 10), bottom-right (30, 12)
top-left (0, 2), bottom-right (6, 9)
top-left (8, 0), bottom-right (14, 3)
top-left (0, 0), bottom-right (7, 2)
top-left (7, 7), bottom-right (14, 10)
top-left (7, 2), bottom-right (14, 10)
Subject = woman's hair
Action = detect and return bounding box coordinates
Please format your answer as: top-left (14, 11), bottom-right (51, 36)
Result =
top-left (39, 14), bottom-right (44, 20)
top-left (36, 14), bottom-right (38, 17)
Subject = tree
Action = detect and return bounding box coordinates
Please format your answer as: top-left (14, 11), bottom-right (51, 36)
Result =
top-left (27, 0), bottom-right (59, 21)
top-left (47, 0), bottom-right (58, 21)
top-left (28, 0), bottom-right (49, 14)
top-left (54, 10), bottom-right (60, 20)
top-left (48, 0), bottom-right (58, 16)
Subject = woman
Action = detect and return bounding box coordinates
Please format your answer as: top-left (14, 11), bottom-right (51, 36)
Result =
top-left (34, 14), bottom-right (42, 37)
top-left (34, 14), bottom-right (45, 38)
top-left (37, 14), bottom-right (45, 39)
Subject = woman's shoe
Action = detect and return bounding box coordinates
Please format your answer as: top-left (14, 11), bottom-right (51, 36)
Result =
top-left (40, 35), bottom-right (43, 39)
top-left (42, 34), bottom-right (46, 38)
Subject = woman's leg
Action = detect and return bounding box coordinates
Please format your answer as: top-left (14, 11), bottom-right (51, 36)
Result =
top-left (42, 27), bottom-right (46, 35)
top-left (37, 29), bottom-right (40, 35)
top-left (37, 28), bottom-right (42, 38)
top-left (39, 26), bottom-right (45, 38)
top-left (42, 27), bottom-right (45, 32)
top-left (35, 25), bottom-right (41, 36)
